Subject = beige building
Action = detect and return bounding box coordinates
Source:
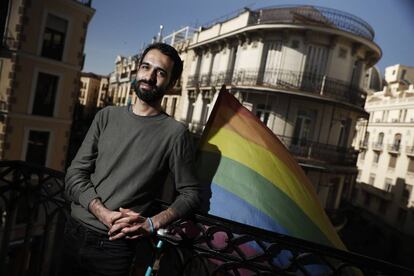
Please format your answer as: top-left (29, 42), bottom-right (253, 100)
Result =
top-left (352, 64), bottom-right (414, 265)
top-left (108, 55), bottom-right (139, 107)
top-left (79, 72), bottom-right (104, 118)
top-left (170, 6), bottom-right (381, 216)
top-left (0, 0), bottom-right (95, 171)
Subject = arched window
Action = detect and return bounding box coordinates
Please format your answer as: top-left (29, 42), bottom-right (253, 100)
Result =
top-left (393, 133), bottom-right (402, 151)
top-left (377, 132), bottom-right (384, 146)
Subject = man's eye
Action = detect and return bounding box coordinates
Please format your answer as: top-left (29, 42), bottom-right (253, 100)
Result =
top-left (158, 71), bottom-right (166, 78)
top-left (140, 64), bottom-right (149, 69)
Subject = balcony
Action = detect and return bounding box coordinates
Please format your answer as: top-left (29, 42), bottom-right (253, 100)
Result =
top-left (371, 142), bottom-right (383, 152)
top-left (406, 146), bottom-right (414, 157)
top-left (387, 144), bottom-right (400, 154)
top-left (0, 161), bottom-right (412, 275)
top-left (188, 69), bottom-right (366, 108)
top-left (203, 5), bottom-right (374, 41)
top-left (359, 141), bottom-right (368, 150)
top-left (278, 135), bottom-right (358, 166)
top-left (253, 6), bottom-right (375, 41)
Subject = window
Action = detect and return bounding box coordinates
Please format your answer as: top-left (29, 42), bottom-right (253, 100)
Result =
top-left (171, 98), bottom-right (177, 117)
top-left (292, 109), bottom-right (316, 145)
top-left (338, 48), bottom-right (347, 59)
top-left (392, 133), bottom-right (402, 151)
top-left (25, 130), bottom-right (50, 166)
top-left (369, 173), bottom-right (376, 185)
top-left (41, 14), bottom-right (68, 60)
top-left (384, 178), bottom-right (393, 192)
top-left (373, 151), bottom-right (380, 164)
top-left (408, 158), bottom-right (414, 173)
top-left (32, 72), bottom-right (59, 116)
top-left (377, 132), bottom-right (384, 146)
top-left (162, 98), bottom-right (168, 110)
top-left (388, 155), bottom-right (397, 168)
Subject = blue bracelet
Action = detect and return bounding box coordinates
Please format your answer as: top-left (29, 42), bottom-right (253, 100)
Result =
top-left (147, 217), bottom-right (155, 234)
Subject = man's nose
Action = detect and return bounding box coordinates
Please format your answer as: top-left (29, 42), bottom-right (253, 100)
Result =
top-left (145, 69), bottom-right (157, 83)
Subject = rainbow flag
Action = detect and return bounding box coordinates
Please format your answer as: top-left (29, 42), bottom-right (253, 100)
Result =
top-left (196, 87), bottom-right (346, 250)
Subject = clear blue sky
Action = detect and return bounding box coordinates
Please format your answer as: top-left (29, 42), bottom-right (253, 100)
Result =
top-left (83, 0), bottom-right (414, 76)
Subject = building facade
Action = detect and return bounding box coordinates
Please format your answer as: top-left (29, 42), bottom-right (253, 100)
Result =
top-left (171, 6), bottom-right (381, 215)
top-left (79, 72), bottom-right (105, 119)
top-left (352, 64), bottom-right (414, 266)
top-left (0, 0), bottom-right (94, 171)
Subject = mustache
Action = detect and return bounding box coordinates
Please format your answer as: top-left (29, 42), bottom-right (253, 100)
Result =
top-left (136, 79), bottom-right (156, 87)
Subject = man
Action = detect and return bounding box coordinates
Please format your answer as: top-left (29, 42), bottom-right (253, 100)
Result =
top-left (63, 43), bottom-right (201, 276)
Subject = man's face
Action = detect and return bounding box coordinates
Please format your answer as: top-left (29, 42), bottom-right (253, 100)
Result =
top-left (135, 49), bottom-right (174, 103)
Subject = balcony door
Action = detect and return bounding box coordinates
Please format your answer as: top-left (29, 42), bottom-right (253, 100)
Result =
top-left (292, 109), bottom-right (316, 146)
top-left (303, 44), bottom-right (329, 92)
top-left (261, 41), bottom-right (283, 85)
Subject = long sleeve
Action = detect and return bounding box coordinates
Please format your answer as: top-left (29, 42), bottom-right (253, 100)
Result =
top-left (168, 130), bottom-right (201, 217)
top-left (65, 110), bottom-right (103, 209)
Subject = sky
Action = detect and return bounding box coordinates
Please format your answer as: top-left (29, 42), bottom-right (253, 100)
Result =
top-left (83, 0), bottom-right (414, 76)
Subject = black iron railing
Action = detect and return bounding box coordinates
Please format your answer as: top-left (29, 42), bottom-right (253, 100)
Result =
top-left (253, 6), bottom-right (374, 40)
top-left (277, 135), bottom-right (358, 166)
top-left (0, 161), bottom-right (67, 276)
top-left (188, 69), bottom-right (366, 108)
top-left (0, 161), bottom-right (413, 275)
top-left (387, 144), bottom-right (401, 154)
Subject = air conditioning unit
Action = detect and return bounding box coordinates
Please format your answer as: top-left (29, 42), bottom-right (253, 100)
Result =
top-left (391, 118), bottom-right (399, 122)
top-left (375, 119), bottom-right (381, 123)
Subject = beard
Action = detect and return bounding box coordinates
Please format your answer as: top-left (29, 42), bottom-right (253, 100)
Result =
top-left (134, 79), bottom-right (166, 103)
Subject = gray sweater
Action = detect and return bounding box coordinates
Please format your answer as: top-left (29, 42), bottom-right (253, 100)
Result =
top-left (65, 106), bottom-right (200, 233)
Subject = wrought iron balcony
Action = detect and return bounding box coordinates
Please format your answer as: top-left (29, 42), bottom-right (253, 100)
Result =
top-left (387, 143), bottom-right (401, 154)
top-left (278, 135), bottom-right (358, 166)
top-left (359, 140), bottom-right (368, 150)
top-left (253, 5), bottom-right (375, 40)
top-left (187, 69), bottom-right (366, 108)
top-left (0, 161), bottom-right (412, 275)
top-left (202, 6), bottom-right (375, 41)
top-left (371, 142), bottom-right (384, 151)
top-left (406, 146), bottom-right (414, 157)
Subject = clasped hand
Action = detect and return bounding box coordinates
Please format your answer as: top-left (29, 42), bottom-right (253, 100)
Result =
top-left (107, 208), bottom-right (151, 240)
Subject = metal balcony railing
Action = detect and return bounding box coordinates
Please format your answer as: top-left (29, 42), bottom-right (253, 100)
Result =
top-left (0, 161), bottom-right (413, 275)
top-left (359, 140), bottom-right (368, 149)
top-left (371, 142), bottom-right (384, 151)
top-left (387, 144), bottom-right (401, 154)
top-left (406, 146), bottom-right (414, 156)
top-left (253, 5), bottom-right (375, 40)
top-left (202, 6), bottom-right (374, 41)
top-left (278, 135), bottom-right (358, 166)
top-left (188, 69), bottom-right (366, 108)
